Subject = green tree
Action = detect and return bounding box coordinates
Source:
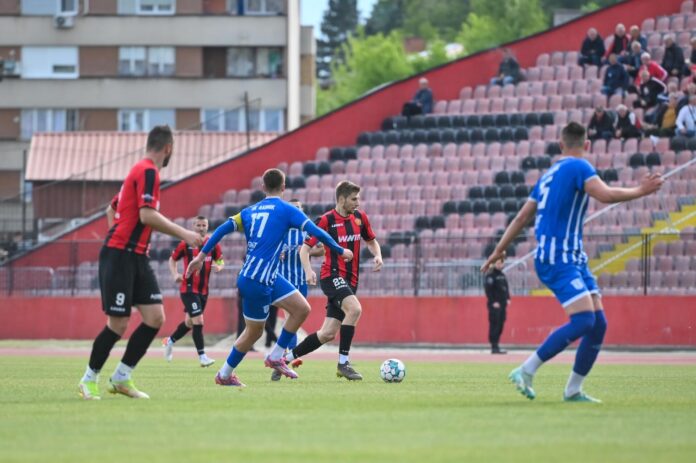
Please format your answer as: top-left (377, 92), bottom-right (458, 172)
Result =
top-left (317, 31), bottom-right (413, 115)
top-left (364, 0), bottom-right (406, 37)
top-left (316, 0), bottom-right (359, 81)
top-left (411, 39), bottom-right (451, 74)
top-left (456, 0), bottom-right (547, 54)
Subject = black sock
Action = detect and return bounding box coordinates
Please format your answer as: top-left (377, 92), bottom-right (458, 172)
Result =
top-left (121, 323), bottom-right (160, 368)
top-left (339, 325), bottom-right (355, 358)
top-left (291, 333), bottom-right (323, 359)
top-left (88, 326), bottom-right (121, 372)
top-left (192, 325), bottom-right (205, 355)
top-left (169, 322), bottom-right (190, 343)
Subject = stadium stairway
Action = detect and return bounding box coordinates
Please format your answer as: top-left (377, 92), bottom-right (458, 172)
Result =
top-left (589, 201), bottom-right (696, 274)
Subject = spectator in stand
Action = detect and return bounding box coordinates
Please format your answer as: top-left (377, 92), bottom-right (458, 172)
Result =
top-left (623, 41), bottom-right (644, 79)
top-left (602, 53), bottom-right (629, 97)
top-left (634, 70), bottom-right (667, 112)
top-left (678, 82), bottom-right (696, 112)
top-left (644, 93), bottom-right (679, 138)
top-left (688, 37), bottom-right (696, 74)
top-left (614, 104), bottom-right (642, 139)
top-left (676, 93), bottom-right (696, 138)
top-left (604, 23), bottom-right (630, 61)
top-left (636, 52), bottom-right (668, 85)
top-left (401, 77), bottom-right (434, 117)
top-left (579, 28), bottom-right (605, 67)
top-left (587, 106), bottom-right (615, 141)
top-left (662, 34), bottom-right (688, 78)
top-left (490, 48), bottom-right (522, 86)
top-left (628, 25), bottom-right (648, 51)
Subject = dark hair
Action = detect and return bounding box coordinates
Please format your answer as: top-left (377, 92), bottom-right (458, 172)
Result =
top-left (289, 198), bottom-right (301, 203)
top-left (146, 125), bottom-right (173, 152)
top-left (335, 180), bottom-right (361, 201)
top-left (263, 168), bottom-right (285, 192)
top-left (195, 216), bottom-right (208, 221)
top-left (561, 122), bottom-right (586, 149)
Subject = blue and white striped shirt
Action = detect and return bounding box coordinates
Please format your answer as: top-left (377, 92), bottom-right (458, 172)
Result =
top-left (277, 228), bottom-right (308, 288)
top-left (202, 196), bottom-right (345, 287)
top-left (529, 157), bottom-right (598, 265)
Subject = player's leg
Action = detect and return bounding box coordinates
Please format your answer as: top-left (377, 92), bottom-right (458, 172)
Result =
top-left (564, 268), bottom-right (606, 402)
top-left (284, 282), bottom-right (344, 363)
top-left (192, 295), bottom-right (214, 367)
top-left (264, 305), bottom-right (279, 348)
top-left (162, 294), bottom-right (193, 361)
top-left (335, 294), bottom-right (363, 380)
top-left (511, 264), bottom-right (596, 400)
top-left (79, 248), bottom-right (133, 400)
top-left (108, 257), bottom-right (164, 399)
top-left (215, 277), bottom-right (270, 387)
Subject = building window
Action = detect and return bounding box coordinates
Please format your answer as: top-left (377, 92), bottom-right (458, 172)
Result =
top-left (117, 0), bottom-right (175, 15)
top-left (59, 0), bottom-right (78, 14)
top-left (119, 47), bottom-right (175, 76)
top-left (226, 47), bottom-right (284, 78)
top-left (138, 0), bottom-right (175, 14)
top-left (244, 0), bottom-right (284, 15)
top-left (118, 109), bottom-right (175, 132)
top-left (21, 47), bottom-right (79, 79)
top-left (201, 108), bottom-right (283, 132)
top-left (21, 0), bottom-right (56, 15)
top-left (20, 109), bottom-right (79, 140)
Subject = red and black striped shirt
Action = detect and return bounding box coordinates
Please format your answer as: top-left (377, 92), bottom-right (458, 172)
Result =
top-left (104, 158), bottom-right (161, 255)
top-left (171, 237), bottom-right (223, 295)
top-left (305, 209), bottom-right (376, 287)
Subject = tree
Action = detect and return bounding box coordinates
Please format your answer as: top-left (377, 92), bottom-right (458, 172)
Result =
top-left (364, 0), bottom-right (406, 37)
top-left (456, 0), bottom-right (547, 54)
top-left (317, 31), bottom-right (413, 115)
top-left (316, 0), bottom-right (359, 82)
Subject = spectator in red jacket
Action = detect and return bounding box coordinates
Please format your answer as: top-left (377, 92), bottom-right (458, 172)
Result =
top-left (605, 23), bottom-right (630, 61)
top-left (636, 52), bottom-right (668, 85)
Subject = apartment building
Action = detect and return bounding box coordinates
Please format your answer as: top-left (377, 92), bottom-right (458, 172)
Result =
top-left (0, 0), bottom-right (314, 140)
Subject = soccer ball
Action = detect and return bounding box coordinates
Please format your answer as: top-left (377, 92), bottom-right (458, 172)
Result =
top-left (380, 358), bottom-right (406, 383)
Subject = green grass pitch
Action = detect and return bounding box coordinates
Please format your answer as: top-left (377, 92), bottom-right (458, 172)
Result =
top-left (1, 356), bottom-right (695, 462)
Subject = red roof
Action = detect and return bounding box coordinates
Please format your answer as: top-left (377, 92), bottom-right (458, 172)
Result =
top-left (26, 131), bottom-right (277, 182)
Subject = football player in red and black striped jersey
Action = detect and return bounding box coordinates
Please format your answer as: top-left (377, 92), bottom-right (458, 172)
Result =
top-left (163, 216), bottom-right (224, 367)
top-left (283, 181), bottom-right (383, 380)
top-left (78, 126), bottom-right (204, 401)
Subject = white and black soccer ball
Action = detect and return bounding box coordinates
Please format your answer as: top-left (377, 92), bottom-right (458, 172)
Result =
top-left (380, 358), bottom-right (406, 383)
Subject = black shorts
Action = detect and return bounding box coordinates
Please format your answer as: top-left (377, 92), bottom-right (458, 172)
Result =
top-left (320, 277), bottom-right (358, 322)
top-left (99, 246), bottom-right (162, 317)
top-left (180, 292), bottom-right (208, 317)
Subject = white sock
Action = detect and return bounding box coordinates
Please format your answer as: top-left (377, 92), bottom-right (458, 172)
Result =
top-left (284, 351), bottom-right (295, 362)
top-left (81, 366), bottom-right (99, 383)
top-left (111, 362), bottom-right (134, 382)
top-left (269, 343), bottom-right (286, 361)
top-left (166, 337), bottom-right (174, 345)
top-left (199, 353), bottom-right (208, 361)
top-left (219, 362), bottom-right (234, 379)
top-left (339, 354), bottom-right (349, 365)
top-left (522, 353), bottom-right (544, 376)
top-left (565, 371), bottom-right (586, 397)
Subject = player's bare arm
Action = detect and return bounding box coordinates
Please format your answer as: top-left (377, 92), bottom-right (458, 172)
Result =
top-left (366, 239), bottom-right (383, 272)
top-left (584, 173), bottom-right (663, 204)
top-left (139, 207), bottom-right (202, 247)
top-left (299, 244), bottom-right (317, 285)
top-left (481, 200), bottom-right (538, 273)
top-left (168, 256), bottom-right (183, 283)
top-left (105, 204), bottom-right (116, 228)
top-left (309, 244), bottom-right (325, 257)
top-left (212, 259), bottom-right (224, 273)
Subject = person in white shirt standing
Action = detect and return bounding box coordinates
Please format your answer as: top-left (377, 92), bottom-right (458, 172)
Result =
top-left (676, 94), bottom-right (696, 138)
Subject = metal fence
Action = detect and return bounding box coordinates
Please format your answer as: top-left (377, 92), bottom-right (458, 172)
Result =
top-left (2, 231), bottom-right (694, 297)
